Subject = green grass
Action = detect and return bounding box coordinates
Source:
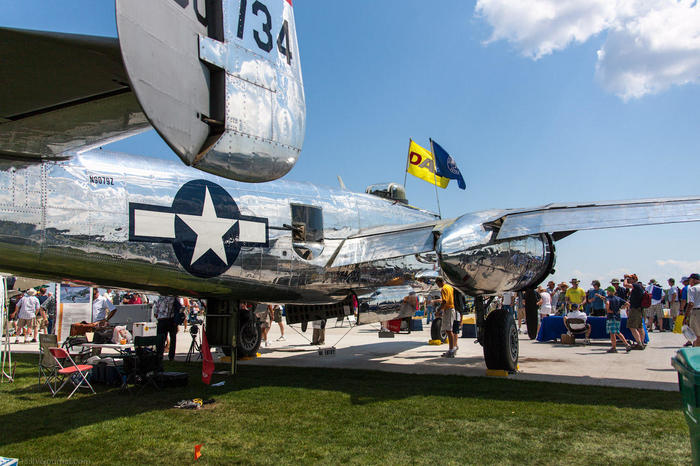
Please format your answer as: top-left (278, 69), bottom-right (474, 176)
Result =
top-left (0, 354), bottom-right (692, 465)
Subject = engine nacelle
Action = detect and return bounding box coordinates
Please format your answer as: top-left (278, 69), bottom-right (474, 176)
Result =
top-left (437, 211), bottom-right (555, 296)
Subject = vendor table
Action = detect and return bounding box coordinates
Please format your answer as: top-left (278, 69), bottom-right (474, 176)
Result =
top-left (536, 316), bottom-right (649, 343)
top-left (80, 342), bottom-right (134, 355)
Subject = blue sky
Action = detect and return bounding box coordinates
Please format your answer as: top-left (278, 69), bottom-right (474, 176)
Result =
top-left (3, 0), bottom-right (700, 290)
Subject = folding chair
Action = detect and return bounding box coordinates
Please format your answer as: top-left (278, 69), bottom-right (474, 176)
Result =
top-left (38, 334), bottom-right (60, 394)
top-left (563, 318), bottom-right (591, 344)
top-left (129, 335), bottom-right (165, 391)
top-left (49, 347), bottom-right (95, 399)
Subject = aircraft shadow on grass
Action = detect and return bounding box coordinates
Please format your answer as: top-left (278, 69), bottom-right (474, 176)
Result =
top-left (0, 351), bottom-right (684, 446)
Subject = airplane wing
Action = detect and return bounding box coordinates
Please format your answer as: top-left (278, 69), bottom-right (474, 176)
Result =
top-left (328, 220), bottom-right (449, 268)
top-left (0, 28), bottom-right (149, 159)
top-left (491, 196), bottom-right (700, 240)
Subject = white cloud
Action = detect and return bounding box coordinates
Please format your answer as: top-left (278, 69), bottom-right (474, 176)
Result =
top-left (475, 0), bottom-right (700, 99)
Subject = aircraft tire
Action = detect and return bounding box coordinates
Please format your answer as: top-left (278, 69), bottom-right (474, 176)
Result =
top-left (430, 318), bottom-right (447, 342)
top-left (237, 316), bottom-right (262, 358)
top-left (483, 309), bottom-right (518, 371)
top-left (524, 288), bottom-right (539, 340)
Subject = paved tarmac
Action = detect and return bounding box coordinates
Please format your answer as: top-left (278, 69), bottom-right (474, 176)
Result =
top-left (241, 319), bottom-right (686, 392)
top-left (7, 319), bottom-right (687, 391)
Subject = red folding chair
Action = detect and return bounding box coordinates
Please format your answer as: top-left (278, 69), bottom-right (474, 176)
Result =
top-left (49, 347), bottom-right (95, 399)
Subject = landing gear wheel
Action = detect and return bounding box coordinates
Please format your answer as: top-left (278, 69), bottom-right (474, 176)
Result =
top-left (430, 318), bottom-right (447, 343)
top-left (237, 317), bottom-right (262, 358)
top-left (483, 308), bottom-right (519, 371)
top-left (525, 288), bottom-right (539, 340)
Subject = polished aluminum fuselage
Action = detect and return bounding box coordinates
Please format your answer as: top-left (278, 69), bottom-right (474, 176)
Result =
top-left (0, 150), bottom-right (437, 303)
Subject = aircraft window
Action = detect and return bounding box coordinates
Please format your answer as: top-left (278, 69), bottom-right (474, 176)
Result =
top-left (291, 204), bottom-right (323, 243)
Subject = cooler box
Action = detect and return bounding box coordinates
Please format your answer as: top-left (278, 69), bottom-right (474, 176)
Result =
top-left (133, 322), bottom-right (157, 338)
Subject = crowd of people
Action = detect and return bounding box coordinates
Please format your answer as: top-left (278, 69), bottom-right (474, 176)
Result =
top-left (5, 286), bottom-right (205, 356)
top-left (505, 273), bottom-right (700, 352)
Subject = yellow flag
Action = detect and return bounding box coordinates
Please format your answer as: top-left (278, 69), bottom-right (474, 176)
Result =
top-left (406, 140), bottom-right (449, 188)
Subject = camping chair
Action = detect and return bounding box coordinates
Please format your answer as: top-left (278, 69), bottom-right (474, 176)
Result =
top-left (129, 335), bottom-right (165, 391)
top-left (563, 318), bottom-right (591, 344)
top-left (38, 334), bottom-right (60, 394)
top-left (61, 336), bottom-right (91, 363)
top-left (49, 347), bottom-right (95, 399)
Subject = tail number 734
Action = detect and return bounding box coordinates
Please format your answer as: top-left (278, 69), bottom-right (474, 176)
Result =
top-left (236, 0), bottom-right (293, 65)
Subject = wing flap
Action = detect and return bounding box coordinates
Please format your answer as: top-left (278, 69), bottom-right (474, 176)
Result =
top-left (329, 222), bottom-right (442, 267)
top-left (495, 197), bottom-right (700, 240)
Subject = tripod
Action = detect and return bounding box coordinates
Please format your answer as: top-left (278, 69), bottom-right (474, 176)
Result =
top-left (186, 324), bottom-right (202, 363)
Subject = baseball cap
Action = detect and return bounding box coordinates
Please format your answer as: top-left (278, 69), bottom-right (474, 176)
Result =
top-left (690, 273), bottom-right (700, 281)
top-left (606, 286), bottom-right (616, 293)
top-left (682, 276), bottom-right (690, 282)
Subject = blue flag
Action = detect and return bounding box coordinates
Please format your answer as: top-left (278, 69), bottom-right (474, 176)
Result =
top-left (430, 140), bottom-right (466, 190)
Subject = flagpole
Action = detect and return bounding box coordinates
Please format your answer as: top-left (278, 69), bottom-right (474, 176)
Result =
top-left (403, 138), bottom-right (411, 188)
top-left (429, 138), bottom-right (442, 219)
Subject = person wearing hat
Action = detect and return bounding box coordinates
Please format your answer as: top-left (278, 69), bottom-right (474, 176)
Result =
top-left (611, 278), bottom-right (628, 301)
top-left (10, 288), bottom-right (41, 343)
top-left (604, 286), bottom-right (631, 353)
top-left (623, 274), bottom-right (646, 349)
top-left (554, 283), bottom-right (568, 315)
top-left (587, 280), bottom-right (607, 317)
top-left (565, 278), bottom-right (586, 313)
top-left (685, 274), bottom-right (700, 347)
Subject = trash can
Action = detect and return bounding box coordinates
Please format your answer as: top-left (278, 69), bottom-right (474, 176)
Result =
top-left (671, 347), bottom-right (700, 465)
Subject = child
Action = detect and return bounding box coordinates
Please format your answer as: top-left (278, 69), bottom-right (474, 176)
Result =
top-left (605, 286), bottom-right (631, 353)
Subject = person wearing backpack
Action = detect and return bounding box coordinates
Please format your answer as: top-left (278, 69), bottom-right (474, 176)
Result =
top-left (645, 279), bottom-right (665, 331)
top-left (623, 274), bottom-right (646, 349)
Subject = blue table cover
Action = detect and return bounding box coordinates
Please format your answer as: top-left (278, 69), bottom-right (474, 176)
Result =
top-left (536, 316), bottom-right (649, 343)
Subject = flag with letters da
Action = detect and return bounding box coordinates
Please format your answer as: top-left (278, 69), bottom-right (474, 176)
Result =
top-left (430, 139), bottom-right (466, 190)
top-left (406, 140), bottom-right (450, 188)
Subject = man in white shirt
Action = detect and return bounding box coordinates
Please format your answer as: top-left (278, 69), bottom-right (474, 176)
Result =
top-left (92, 288), bottom-right (116, 323)
top-left (563, 307), bottom-right (591, 344)
top-left (685, 273), bottom-right (700, 347)
top-left (12, 289), bottom-right (43, 343)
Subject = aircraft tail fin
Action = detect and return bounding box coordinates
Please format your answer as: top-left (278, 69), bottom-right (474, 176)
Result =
top-left (0, 0), bottom-right (306, 183)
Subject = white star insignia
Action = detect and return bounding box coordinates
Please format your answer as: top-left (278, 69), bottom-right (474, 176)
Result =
top-left (177, 187), bottom-right (237, 266)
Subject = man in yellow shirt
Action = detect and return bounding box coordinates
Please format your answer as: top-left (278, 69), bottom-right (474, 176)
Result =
top-left (434, 277), bottom-right (457, 358)
top-left (565, 278), bottom-right (586, 312)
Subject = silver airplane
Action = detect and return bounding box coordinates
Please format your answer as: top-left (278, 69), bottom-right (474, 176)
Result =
top-left (2, 0), bottom-right (700, 372)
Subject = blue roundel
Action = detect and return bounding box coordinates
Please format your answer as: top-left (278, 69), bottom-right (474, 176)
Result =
top-left (171, 180), bottom-right (241, 279)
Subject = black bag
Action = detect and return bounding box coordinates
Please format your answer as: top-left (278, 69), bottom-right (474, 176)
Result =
top-left (93, 327), bottom-right (114, 344)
